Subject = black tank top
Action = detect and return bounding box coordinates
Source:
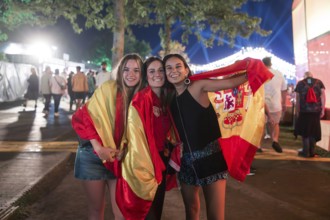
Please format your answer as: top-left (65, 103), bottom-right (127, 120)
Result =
top-left (171, 89), bottom-right (221, 152)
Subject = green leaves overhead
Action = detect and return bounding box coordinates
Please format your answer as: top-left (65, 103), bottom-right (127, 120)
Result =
top-left (154, 0), bottom-right (270, 47)
top-left (1, 0), bottom-right (270, 61)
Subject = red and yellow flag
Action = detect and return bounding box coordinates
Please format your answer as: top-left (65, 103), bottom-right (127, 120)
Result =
top-left (117, 87), bottom-right (178, 220)
top-left (190, 58), bottom-right (273, 181)
top-left (72, 81), bottom-right (119, 148)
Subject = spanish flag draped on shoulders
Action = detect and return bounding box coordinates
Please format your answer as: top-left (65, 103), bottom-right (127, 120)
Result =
top-left (116, 86), bottom-right (178, 220)
top-left (190, 57), bottom-right (273, 181)
top-left (71, 80), bottom-right (123, 174)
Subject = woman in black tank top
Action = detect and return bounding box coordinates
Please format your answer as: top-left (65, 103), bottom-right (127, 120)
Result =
top-left (163, 54), bottom-right (248, 220)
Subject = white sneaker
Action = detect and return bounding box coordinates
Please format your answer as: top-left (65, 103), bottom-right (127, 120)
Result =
top-left (264, 134), bottom-right (271, 139)
top-left (54, 112), bottom-right (59, 117)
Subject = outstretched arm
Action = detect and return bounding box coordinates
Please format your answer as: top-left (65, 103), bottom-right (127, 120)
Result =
top-left (188, 73), bottom-right (248, 107)
top-left (199, 72), bottom-right (247, 93)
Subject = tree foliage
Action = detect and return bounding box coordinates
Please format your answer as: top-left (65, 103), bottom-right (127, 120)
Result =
top-left (1, 0), bottom-right (270, 64)
top-left (0, 0), bottom-right (149, 65)
top-left (132, 0), bottom-right (271, 53)
top-left (84, 31), bottom-right (151, 69)
top-left (0, 0), bottom-right (57, 41)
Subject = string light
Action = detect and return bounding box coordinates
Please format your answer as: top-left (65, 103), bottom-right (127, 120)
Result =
top-left (190, 47), bottom-right (296, 82)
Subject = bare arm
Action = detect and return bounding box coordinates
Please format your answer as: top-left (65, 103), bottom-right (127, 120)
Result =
top-left (265, 104), bottom-right (274, 124)
top-left (189, 73), bottom-right (247, 107)
top-left (90, 139), bottom-right (119, 162)
top-left (320, 88), bottom-right (326, 118)
top-left (265, 104), bottom-right (270, 117)
top-left (199, 73), bottom-right (248, 93)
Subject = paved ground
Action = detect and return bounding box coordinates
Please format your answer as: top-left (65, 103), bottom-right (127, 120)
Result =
top-left (0, 98), bottom-right (76, 142)
top-left (0, 99), bottom-right (330, 220)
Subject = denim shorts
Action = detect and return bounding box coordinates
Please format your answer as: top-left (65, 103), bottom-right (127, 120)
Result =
top-left (74, 143), bottom-right (116, 180)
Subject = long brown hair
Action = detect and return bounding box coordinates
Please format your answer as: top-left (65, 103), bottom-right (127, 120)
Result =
top-left (143, 56), bottom-right (171, 113)
top-left (114, 53), bottom-right (144, 125)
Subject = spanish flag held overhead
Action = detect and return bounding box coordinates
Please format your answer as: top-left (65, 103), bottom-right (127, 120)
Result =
top-left (190, 57), bottom-right (273, 181)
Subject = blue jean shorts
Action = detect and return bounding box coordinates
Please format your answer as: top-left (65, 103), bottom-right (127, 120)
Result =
top-left (74, 143), bottom-right (116, 180)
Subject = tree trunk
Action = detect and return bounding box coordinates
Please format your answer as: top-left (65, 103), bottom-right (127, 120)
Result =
top-left (164, 16), bottom-right (171, 55)
top-left (112, 0), bottom-right (125, 68)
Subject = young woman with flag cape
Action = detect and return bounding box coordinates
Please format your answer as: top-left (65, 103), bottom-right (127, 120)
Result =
top-left (71, 54), bottom-right (144, 220)
top-left (116, 57), bottom-right (181, 220)
top-left (163, 54), bottom-right (273, 220)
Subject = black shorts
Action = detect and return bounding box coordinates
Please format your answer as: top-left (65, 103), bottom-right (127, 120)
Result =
top-left (178, 140), bottom-right (228, 186)
top-left (74, 92), bottom-right (86, 99)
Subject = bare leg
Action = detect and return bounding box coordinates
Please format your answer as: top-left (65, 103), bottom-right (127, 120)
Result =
top-left (272, 123), bottom-right (280, 143)
top-left (268, 121), bottom-right (279, 143)
top-left (82, 180), bottom-right (106, 220)
top-left (107, 179), bottom-right (125, 220)
top-left (268, 121), bottom-right (283, 152)
top-left (76, 99), bottom-right (82, 110)
top-left (180, 182), bottom-right (200, 220)
top-left (202, 179), bottom-right (226, 220)
top-left (264, 122), bottom-right (271, 139)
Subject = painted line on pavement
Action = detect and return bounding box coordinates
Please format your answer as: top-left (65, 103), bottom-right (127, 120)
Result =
top-left (0, 141), bottom-right (78, 152)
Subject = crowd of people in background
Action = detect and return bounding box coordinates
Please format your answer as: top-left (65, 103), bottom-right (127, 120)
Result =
top-left (23, 61), bottom-right (112, 117)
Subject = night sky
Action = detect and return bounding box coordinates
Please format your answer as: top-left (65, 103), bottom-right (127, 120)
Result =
top-left (7, 0), bottom-right (294, 65)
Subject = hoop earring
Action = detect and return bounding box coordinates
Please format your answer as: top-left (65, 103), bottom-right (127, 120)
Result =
top-left (184, 76), bottom-right (191, 85)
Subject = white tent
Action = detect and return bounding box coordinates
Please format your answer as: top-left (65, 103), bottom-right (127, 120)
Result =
top-left (0, 61), bottom-right (36, 102)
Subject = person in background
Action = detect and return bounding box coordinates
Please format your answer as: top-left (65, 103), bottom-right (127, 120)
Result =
top-left (23, 67), bottom-right (39, 109)
top-left (71, 54), bottom-right (144, 220)
top-left (294, 71), bottom-right (326, 157)
top-left (118, 57), bottom-right (176, 220)
top-left (95, 61), bottom-right (112, 88)
top-left (258, 104), bottom-right (273, 154)
top-left (163, 54), bottom-right (248, 220)
top-left (67, 71), bottom-right (75, 112)
top-left (61, 67), bottom-right (68, 79)
top-left (262, 57), bottom-right (287, 153)
top-left (50, 69), bottom-right (67, 117)
top-left (87, 70), bottom-right (96, 99)
top-left (72, 66), bottom-right (88, 111)
top-left (61, 68), bottom-right (69, 99)
top-left (40, 66), bottom-right (53, 115)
